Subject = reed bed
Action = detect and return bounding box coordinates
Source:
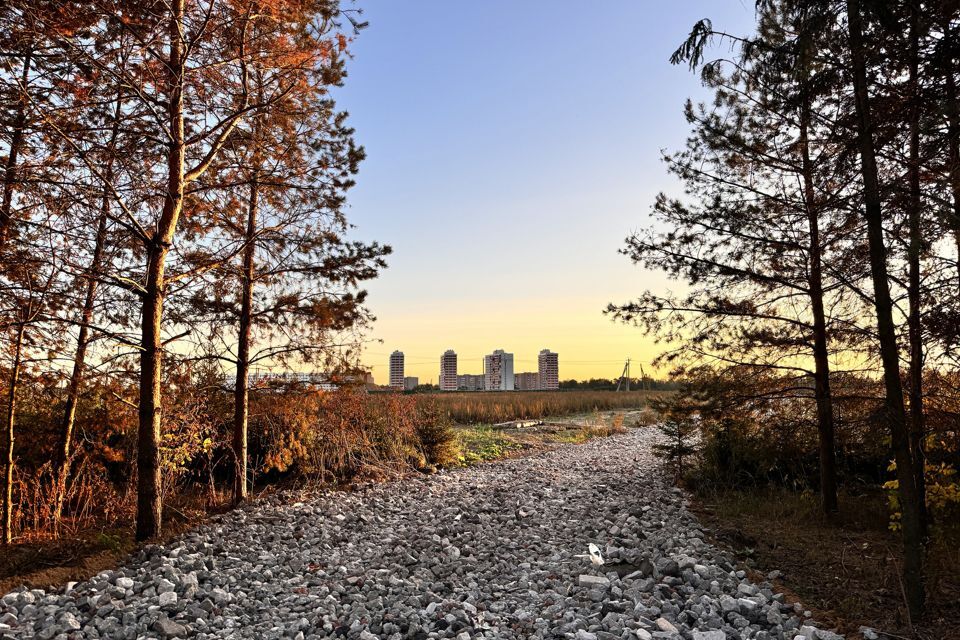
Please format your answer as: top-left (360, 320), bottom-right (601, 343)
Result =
top-left (421, 390), bottom-right (657, 425)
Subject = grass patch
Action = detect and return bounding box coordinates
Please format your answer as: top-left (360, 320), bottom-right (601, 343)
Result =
top-left (453, 410), bottom-right (633, 466)
top-left (455, 425), bottom-right (525, 465)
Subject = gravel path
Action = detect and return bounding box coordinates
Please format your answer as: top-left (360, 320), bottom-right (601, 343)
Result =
top-left (1, 428), bottom-right (843, 640)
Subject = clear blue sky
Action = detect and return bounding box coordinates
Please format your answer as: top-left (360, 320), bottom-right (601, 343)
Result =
top-left (334, 1), bottom-right (757, 383)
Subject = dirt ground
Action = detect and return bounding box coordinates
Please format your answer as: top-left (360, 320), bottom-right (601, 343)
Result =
top-left (0, 497), bottom-right (235, 594)
top-left (691, 487), bottom-right (960, 640)
top-left (0, 529), bottom-right (136, 595)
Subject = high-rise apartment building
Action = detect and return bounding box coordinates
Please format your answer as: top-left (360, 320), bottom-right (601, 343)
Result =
top-left (515, 372), bottom-right (539, 391)
top-left (403, 376), bottom-right (419, 391)
top-left (439, 350), bottom-right (458, 391)
top-left (389, 351), bottom-right (404, 390)
top-left (538, 349), bottom-right (559, 390)
top-left (456, 374), bottom-right (485, 391)
top-left (484, 349), bottom-right (514, 391)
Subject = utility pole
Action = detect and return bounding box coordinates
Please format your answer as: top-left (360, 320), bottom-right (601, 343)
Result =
top-left (615, 359), bottom-right (631, 392)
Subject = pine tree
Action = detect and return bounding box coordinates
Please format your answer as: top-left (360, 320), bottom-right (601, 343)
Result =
top-left (612, 0), bottom-right (865, 514)
top-left (651, 419), bottom-right (698, 485)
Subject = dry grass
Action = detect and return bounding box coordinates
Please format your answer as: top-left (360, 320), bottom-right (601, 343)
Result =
top-left (422, 390), bottom-right (660, 425)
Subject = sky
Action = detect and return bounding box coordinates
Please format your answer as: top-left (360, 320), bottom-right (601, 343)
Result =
top-left (334, 1), bottom-right (758, 384)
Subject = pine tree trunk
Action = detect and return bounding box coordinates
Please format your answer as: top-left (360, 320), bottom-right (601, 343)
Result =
top-left (54, 247), bottom-right (99, 533)
top-left (943, 21), bottom-right (960, 286)
top-left (233, 178), bottom-right (259, 504)
top-left (906, 0), bottom-right (927, 535)
top-left (798, 67), bottom-right (838, 514)
top-left (846, 0), bottom-right (925, 618)
top-left (54, 101), bottom-right (120, 533)
top-left (0, 51), bottom-right (32, 254)
top-left (137, 252), bottom-right (166, 541)
top-left (136, 0), bottom-right (186, 541)
top-left (3, 322), bottom-right (25, 545)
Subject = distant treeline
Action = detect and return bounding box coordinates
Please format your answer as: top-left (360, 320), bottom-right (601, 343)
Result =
top-left (559, 378), bottom-right (678, 391)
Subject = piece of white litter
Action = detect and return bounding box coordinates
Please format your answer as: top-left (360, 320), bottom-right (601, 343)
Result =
top-left (574, 543), bottom-right (605, 566)
top-left (588, 543), bottom-right (604, 566)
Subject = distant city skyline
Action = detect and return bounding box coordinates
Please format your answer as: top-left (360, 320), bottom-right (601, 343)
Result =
top-left (369, 346), bottom-right (634, 385)
top-left (337, 1), bottom-right (757, 383)
top-left (381, 347), bottom-right (563, 390)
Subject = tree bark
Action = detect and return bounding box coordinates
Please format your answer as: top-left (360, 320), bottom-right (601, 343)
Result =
top-left (54, 99), bottom-right (121, 533)
top-left (846, 0), bottom-right (925, 618)
top-left (233, 177), bottom-right (259, 504)
top-left (906, 0), bottom-right (927, 535)
top-left (136, 0), bottom-right (186, 542)
top-left (798, 82), bottom-right (839, 514)
top-left (0, 51), bottom-right (32, 255)
top-left (3, 322), bottom-right (25, 545)
top-left (943, 21), bottom-right (960, 285)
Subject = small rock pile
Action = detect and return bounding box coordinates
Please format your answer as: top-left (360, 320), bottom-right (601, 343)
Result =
top-left (0, 428), bottom-right (844, 639)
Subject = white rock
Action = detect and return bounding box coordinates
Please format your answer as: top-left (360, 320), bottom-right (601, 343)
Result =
top-left (60, 612), bottom-right (81, 630)
top-left (797, 626), bottom-right (818, 640)
top-left (578, 574), bottom-right (610, 588)
top-left (210, 587), bottom-right (230, 604)
top-left (738, 597), bottom-right (759, 614)
top-left (719, 594), bottom-right (739, 613)
top-left (655, 617), bottom-right (679, 633)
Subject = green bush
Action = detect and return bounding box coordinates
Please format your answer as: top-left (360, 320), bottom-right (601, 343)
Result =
top-left (414, 400), bottom-right (460, 467)
top-left (652, 418), bottom-right (698, 484)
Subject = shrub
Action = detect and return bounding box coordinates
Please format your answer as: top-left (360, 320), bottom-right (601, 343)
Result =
top-left (414, 399), bottom-right (460, 467)
top-left (254, 388), bottom-right (463, 482)
top-left (652, 419), bottom-right (698, 484)
top-left (632, 408), bottom-right (660, 427)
